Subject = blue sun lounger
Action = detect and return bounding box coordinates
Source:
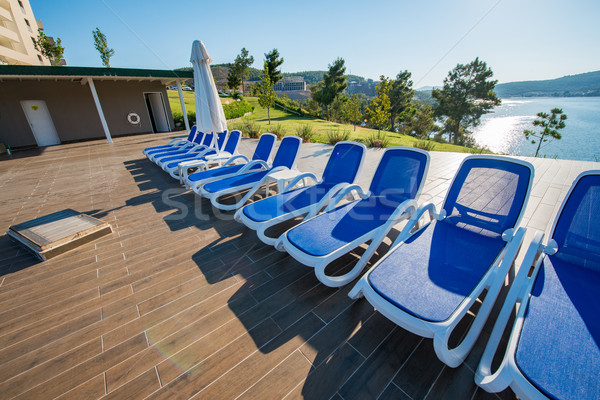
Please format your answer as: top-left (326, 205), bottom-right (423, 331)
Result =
top-left (348, 155), bottom-right (534, 367)
top-left (197, 135), bottom-right (302, 211)
top-left (163, 130), bottom-right (242, 179)
top-left (142, 125), bottom-right (198, 156)
top-left (275, 147), bottom-right (430, 287)
top-left (476, 170), bottom-right (600, 400)
top-left (148, 130), bottom-right (209, 163)
top-left (156, 130), bottom-right (227, 168)
top-left (146, 129), bottom-right (204, 161)
top-left (183, 133), bottom-right (277, 192)
top-left (234, 141), bottom-right (367, 245)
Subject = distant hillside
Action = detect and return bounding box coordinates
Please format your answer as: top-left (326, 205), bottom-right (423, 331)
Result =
top-left (495, 70), bottom-right (600, 98)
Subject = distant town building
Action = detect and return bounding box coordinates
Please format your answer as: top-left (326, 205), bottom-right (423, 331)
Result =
top-left (274, 76), bottom-right (306, 92)
top-left (0, 0), bottom-right (50, 65)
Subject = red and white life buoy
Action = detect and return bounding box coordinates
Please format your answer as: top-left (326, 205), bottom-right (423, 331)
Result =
top-left (127, 112), bottom-right (140, 125)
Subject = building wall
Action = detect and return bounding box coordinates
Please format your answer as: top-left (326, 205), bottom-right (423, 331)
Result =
top-left (0, 0), bottom-right (49, 65)
top-left (0, 78), bottom-right (173, 147)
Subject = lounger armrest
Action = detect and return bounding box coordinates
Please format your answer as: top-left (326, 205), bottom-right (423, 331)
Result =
top-left (223, 155), bottom-right (250, 167)
top-left (316, 198), bottom-right (419, 287)
top-left (240, 160), bottom-right (269, 173)
top-left (475, 230), bottom-right (546, 392)
top-left (282, 173), bottom-right (319, 192)
top-left (304, 182), bottom-right (350, 219)
top-left (324, 184), bottom-right (369, 213)
top-left (189, 144), bottom-right (206, 153)
top-left (167, 137), bottom-right (186, 145)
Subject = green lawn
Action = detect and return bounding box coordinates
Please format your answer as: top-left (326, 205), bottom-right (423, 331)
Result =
top-left (167, 91), bottom-right (486, 154)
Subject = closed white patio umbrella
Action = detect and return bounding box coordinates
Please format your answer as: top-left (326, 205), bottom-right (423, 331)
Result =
top-left (190, 40), bottom-right (227, 134)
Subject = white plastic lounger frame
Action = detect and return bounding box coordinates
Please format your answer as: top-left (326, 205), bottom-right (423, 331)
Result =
top-left (234, 141), bottom-right (367, 245)
top-left (198, 136), bottom-right (302, 211)
top-left (348, 155), bottom-right (534, 367)
top-left (183, 133), bottom-right (277, 192)
top-left (475, 170), bottom-right (600, 399)
top-left (166, 130), bottom-right (242, 180)
top-left (275, 147), bottom-right (430, 288)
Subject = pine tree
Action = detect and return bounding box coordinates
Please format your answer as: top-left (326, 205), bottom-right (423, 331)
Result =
top-left (312, 58), bottom-right (347, 120)
top-left (264, 49), bottom-right (284, 85)
top-left (524, 108), bottom-right (567, 157)
top-left (432, 58), bottom-right (500, 145)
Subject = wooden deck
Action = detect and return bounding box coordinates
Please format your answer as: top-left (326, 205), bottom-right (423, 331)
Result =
top-left (0, 133), bottom-right (598, 399)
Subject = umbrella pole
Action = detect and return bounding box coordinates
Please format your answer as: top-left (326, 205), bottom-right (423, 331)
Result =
top-left (176, 80), bottom-right (191, 133)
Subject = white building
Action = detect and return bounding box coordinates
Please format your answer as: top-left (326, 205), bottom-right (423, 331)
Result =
top-left (0, 0), bottom-right (49, 65)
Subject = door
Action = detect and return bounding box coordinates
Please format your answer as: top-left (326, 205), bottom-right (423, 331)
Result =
top-left (20, 100), bottom-right (61, 146)
top-left (144, 93), bottom-right (170, 133)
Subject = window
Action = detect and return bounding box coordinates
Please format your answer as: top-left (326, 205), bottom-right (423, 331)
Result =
top-left (18, 0), bottom-right (25, 13)
top-left (24, 18), bottom-right (32, 32)
top-left (37, 55), bottom-right (43, 65)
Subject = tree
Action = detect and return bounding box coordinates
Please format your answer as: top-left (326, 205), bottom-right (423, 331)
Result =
top-left (92, 28), bottom-right (115, 68)
top-left (228, 48), bottom-right (254, 95)
top-left (33, 29), bottom-right (64, 66)
top-left (264, 49), bottom-right (284, 85)
top-left (524, 108), bottom-right (567, 157)
top-left (343, 94), bottom-right (363, 131)
top-left (389, 70), bottom-right (415, 131)
top-left (405, 103), bottom-right (439, 139)
top-left (227, 65), bottom-right (241, 93)
top-left (312, 58), bottom-right (347, 120)
top-left (432, 57), bottom-right (500, 145)
top-left (257, 63), bottom-right (276, 124)
top-left (366, 77), bottom-right (392, 134)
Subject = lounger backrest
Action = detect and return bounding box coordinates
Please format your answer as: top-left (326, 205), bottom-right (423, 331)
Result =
top-left (186, 125), bottom-right (197, 142)
top-left (551, 172), bottom-right (600, 270)
top-left (193, 131), bottom-right (205, 144)
top-left (215, 130), bottom-right (228, 151)
top-left (442, 157), bottom-right (533, 239)
top-left (369, 147), bottom-right (429, 206)
top-left (223, 130), bottom-right (241, 154)
top-left (201, 132), bottom-right (214, 147)
top-left (272, 136), bottom-right (302, 169)
top-left (321, 142), bottom-right (366, 185)
top-left (251, 133), bottom-right (277, 162)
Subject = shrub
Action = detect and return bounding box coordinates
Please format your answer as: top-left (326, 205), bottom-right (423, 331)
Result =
top-left (326, 127), bottom-right (351, 145)
top-left (295, 125), bottom-right (315, 143)
top-left (223, 99), bottom-right (254, 120)
top-left (414, 139), bottom-right (436, 151)
top-left (231, 118), bottom-right (261, 138)
top-left (365, 132), bottom-right (390, 148)
top-left (172, 111), bottom-right (196, 129)
top-left (270, 124), bottom-right (286, 140)
top-left (466, 145), bottom-right (488, 154)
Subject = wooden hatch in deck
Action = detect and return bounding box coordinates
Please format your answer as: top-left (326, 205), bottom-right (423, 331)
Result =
top-left (7, 209), bottom-right (113, 260)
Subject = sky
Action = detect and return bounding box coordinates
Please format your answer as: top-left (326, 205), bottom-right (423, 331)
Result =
top-left (30, 0), bottom-right (600, 88)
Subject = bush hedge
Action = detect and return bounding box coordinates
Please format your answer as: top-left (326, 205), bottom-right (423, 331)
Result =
top-left (172, 99), bottom-right (254, 128)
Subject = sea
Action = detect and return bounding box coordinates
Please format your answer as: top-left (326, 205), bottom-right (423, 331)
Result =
top-left (472, 97), bottom-right (600, 162)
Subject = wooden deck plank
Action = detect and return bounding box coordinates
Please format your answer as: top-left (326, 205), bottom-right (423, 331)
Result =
top-left (0, 132), bottom-right (598, 400)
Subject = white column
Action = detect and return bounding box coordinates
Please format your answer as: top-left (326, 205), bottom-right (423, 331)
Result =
top-left (176, 80), bottom-right (191, 133)
top-left (86, 77), bottom-right (112, 143)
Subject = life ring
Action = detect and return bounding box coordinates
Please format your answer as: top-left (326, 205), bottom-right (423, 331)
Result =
top-left (127, 112), bottom-right (140, 125)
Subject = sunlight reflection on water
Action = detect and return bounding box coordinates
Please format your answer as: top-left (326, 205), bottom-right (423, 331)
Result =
top-left (472, 115), bottom-right (534, 154)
